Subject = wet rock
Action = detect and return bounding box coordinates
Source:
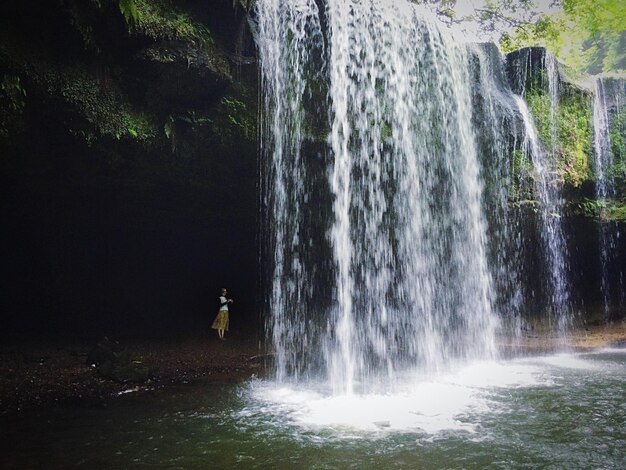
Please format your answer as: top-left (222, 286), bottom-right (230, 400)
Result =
top-left (138, 40), bottom-right (231, 111)
top-left (97, 359), bottom-right (152, 384)
top-left (505, 46), bottom-right (592, 97)
top-left (87, 338), bottom-right (152, 384)
top-left (86, 337), bottom-right (122, 367)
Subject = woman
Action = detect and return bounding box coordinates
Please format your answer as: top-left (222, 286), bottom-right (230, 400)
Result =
top-left (212, 287), bottom-right (233, 339)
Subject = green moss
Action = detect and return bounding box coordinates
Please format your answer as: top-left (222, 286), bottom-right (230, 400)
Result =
top-left (64, 0), bottom-right (103, 53)
top-left (132, 0), bottom-right (212, 45)
top-left (525, 80), bottom-right (593, 187)
top-left (0, 74), bottom-right (26, 140)
top-left (575, 197), bottom-right (626, 221)
top-left (606, 201), bottom-right (626, 221)
top-left (510, 149), bottom-right (535, 201)
top-left (608, 106), bottom-right (626, 174)
top-left (219, 95), bottom-right (255, 141)
top-left (41, 64), bottom-right (157, 143)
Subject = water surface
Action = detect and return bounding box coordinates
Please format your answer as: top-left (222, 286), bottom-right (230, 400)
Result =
top-left (2, 349), bottom-right (625, 468)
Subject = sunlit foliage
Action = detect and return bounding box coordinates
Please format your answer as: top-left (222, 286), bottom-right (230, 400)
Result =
top-left (499, 0), bottom-right (625, 74)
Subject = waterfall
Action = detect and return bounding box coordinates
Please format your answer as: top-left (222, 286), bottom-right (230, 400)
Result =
top-left (507, 48), bottom-right (572, 335)
top-left (593, 77), bottom-right (625, 319)
top-left (593, 79), bottom-right (615, 201)
top-left (468, 43), bottom-right (526, 344)
top-left (256, 0), bottom-right (612, 392)
top-left (535, 54), bottom-right (572, 335)
top-left (256, 0), bottom-right (511, 393)
top-left (324, 1), bottom-right (500, 393)
top-left (256, 0), bottom-right (326, 382)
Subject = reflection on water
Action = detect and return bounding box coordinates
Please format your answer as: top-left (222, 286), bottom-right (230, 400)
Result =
top-left (1, 350), bottom-right (625, 468)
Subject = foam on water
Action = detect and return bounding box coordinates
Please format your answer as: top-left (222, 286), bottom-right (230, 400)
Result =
top-left (535, 354), bottom-right (602, 370)
top-left (244, 359), bottom-right (554, 435)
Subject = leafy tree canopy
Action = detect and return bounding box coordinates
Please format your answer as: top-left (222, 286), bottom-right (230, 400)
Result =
top-left (419, 0), bottom-right (625, 75)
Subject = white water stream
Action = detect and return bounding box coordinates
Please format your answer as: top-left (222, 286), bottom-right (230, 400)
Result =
top-left (257, 0), bottom-right (504, 392)
top-left (592, 77), bottom-right (625, 318)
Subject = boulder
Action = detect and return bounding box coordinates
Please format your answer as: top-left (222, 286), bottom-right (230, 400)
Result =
top-left (87, 337), bottom-right (152, 383)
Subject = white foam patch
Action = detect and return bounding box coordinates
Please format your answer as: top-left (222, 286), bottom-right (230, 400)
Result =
top-left (442, 360), bottom-right (544, 389)
top-left (535, 354), bottom-right (600, 370)
top-left (244, 360), bottom-right (552, 435)
top-left (596, 347), bottom-right (626, 354)
top-left (249, 382), bottom-right (478, 434)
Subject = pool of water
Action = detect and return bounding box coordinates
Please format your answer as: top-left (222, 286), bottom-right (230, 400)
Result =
top-left (2, 349), bottom-right (625, 469)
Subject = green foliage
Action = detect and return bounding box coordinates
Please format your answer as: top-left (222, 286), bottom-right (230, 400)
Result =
top-left (510, 149), bottom-right (534, 200)
top-left (605, 107), bottom-right (626, 193)
top-left (0, 74), bottom-right (27, 141)
top-left (500, 16), bottom-right (563, 53)
top-left (220, 96), bottom-right (255, 140)
top-left (119, 0), bottom-right (139, 25)
top-left (499, 0), bottom-right (626, 74)
top-left (64, 0), bottom-right (104, 53)
top-left (65, 0), bottom-right (212, 52)
top-left (163, 111), bottom-right (213, 153)
top-left (562, 0), bottom-right (626, 36)
top-left (609, 106), bottom-right (626, 163)
top-left (607, 202), bottom-right (626, 221)
top-left (576, 197), bottom-right (604, 216)
top-left (1, 74), bottom-right (26, 111)
top-left (576, 197), bottom-right (626, 221)
top-left (164, 115), bottom-right (174, 139)
top-left (131, 0), bottom-right (213, 46)
top-left (525, 81), bottom-right (593, 187)
top-left (41, 65), bottom-right (157, 143)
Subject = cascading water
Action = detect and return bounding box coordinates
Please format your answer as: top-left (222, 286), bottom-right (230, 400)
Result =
top-left (592, 77), bottom-right (625, 319)
top-left (256, 0), bottom-right (513, 394)
top-left (543, 54), bottom-right (572, 335)
top-left (508, 49), bottom-right (572, 336)
top-left (324, 0), bottom-right (499, 393)
top-left (467, 43), bottom-right (527, 344)
top-left (593, 79), bottom-right (616, 202)
top-left (255, 0), bottom-right (327, 383)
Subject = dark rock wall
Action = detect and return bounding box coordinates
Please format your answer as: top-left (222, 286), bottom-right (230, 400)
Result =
top-left (1, 0), bottom-right (259, 339)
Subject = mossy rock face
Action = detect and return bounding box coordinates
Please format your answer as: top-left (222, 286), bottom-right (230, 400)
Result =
top-left (506, 47), bottom-right (594, 191)
top-left (131, 0), bottom-right (214, 45)
top-left (570, 198), bottom-right (626, 221)
top-left (506, 47), bottom-right (551, 96)
top-left (138, 40), bottom-right (231, 113)
top-left (0, 74), bottom-right (26, 141)
top-left (601, 78), bottom-right (626, 186)
top-left (524, 86), bottom-right (593, 188)
top-left (0, 0), bottom-right (240, 148)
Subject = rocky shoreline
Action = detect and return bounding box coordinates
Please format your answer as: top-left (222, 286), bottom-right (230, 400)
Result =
top-left (508, 321), bottom-right (626, 353)
top-left (0, 330), bottom-right (266, 415)
top-left (2, 322), bottom-right (625, 415)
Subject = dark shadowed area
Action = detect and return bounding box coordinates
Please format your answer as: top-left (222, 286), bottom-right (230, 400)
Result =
top-left (0, 0), bottom-right (260, 342)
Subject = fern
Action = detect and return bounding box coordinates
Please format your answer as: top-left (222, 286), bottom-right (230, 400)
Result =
top-left (119, 0), bottom-right (139, 26)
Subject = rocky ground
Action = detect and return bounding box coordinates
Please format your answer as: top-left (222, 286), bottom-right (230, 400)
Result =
top-left (509, 320), bottom-right (626, 353)
top-left (0, 328), bottom-right (268, 415)
top-left (1, 321), bottom-right (625, 416)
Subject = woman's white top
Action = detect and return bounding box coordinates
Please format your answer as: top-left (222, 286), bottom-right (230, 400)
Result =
top-left (219, 296), bottom-right (229, 311)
